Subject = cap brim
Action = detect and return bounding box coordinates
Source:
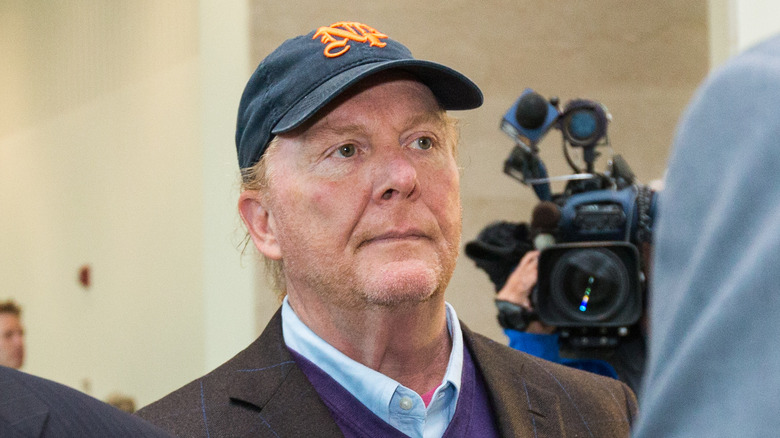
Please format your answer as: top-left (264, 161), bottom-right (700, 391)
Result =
top-left (271, 59), bottom-right (483, 135)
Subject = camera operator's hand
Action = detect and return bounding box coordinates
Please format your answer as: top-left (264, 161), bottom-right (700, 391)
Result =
top-left (496, 250), bottom-right (538, 307)
top-left (496, 250), bottom-right (556, 334)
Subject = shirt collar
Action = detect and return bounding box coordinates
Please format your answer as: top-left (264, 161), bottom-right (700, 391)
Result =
top-left (281, 297), bottom-right (464, 422)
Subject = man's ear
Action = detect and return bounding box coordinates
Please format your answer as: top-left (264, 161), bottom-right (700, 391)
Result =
top-left (238, 191), bottom-right (282, 260)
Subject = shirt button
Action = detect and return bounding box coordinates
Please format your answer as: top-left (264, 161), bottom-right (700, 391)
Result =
top-left (399, 396), bottom-right (414, 410)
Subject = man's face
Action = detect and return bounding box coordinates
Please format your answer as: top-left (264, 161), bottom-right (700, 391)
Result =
top-left (0, 313), bottom-right (25, 369)
top-left (262, 75), bottom-right (462, 309)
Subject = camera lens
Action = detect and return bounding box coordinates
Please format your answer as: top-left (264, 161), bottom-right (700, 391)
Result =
top-left (548, 248), bottom-right (630, 323)
top-left (560, 99), bottom-right (609, 147)
top-left (567, 110), bottom-right (598, 141)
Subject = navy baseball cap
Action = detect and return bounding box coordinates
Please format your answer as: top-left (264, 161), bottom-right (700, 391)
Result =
top-left (235, 21), bottom-right (483, 169)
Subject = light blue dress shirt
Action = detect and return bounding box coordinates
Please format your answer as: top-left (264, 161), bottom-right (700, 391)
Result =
top-left (281, 297), bottom-right (464, 438)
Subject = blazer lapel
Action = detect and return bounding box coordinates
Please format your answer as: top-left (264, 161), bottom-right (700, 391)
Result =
top-left (461, 323), bottom-right (565, 438)
top-left (225, 310), bottom-right (344, 437)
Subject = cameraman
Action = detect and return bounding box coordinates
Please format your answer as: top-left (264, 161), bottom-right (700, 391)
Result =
top-left (495, 248), bottom-right (647, 395)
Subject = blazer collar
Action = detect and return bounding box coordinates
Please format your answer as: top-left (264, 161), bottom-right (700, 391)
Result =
top-left (461, 322), bottom-right (564, 437)
top-left (225, 308), bottom-right (344, 437)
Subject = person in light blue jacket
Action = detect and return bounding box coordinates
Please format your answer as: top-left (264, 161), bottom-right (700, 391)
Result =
top-left (633, 32), bottom-right (780, 437)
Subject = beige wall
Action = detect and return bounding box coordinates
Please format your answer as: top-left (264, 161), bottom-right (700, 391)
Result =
top-left (2, 0), bottom-right (715, 407)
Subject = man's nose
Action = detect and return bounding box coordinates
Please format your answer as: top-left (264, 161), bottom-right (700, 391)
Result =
top-left (373, 148), bottom-right (421, 203)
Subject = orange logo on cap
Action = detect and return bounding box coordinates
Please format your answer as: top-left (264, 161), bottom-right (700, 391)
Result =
top-left (312, 22), bottom-right (388, 58)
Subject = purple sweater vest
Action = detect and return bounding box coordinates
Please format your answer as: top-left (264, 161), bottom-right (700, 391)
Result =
top-left (290, 345), bottom-right (501, 438)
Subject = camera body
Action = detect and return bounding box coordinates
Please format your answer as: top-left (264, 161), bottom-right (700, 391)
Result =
top-left (536, 242), bottom-right (641, 328)
top-left (501, 89), bottom-right (655, 347)
top-left (535, 184), bottom-right (653, 346)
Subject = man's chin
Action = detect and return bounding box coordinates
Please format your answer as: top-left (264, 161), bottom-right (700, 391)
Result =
top-left (360, 261), bottom-right (446, 307)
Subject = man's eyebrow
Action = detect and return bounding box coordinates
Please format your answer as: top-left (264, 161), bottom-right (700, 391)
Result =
top-left (405, 111), bottom-right (448, 130)
top-left (300, 122), bottom-right (368, 144)
top-left (301, 110), bottom-right (446, 142)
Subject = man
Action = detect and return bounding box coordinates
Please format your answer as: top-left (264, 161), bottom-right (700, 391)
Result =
top-left (0, 365), bottom-right (172, 437)
top-left (137, 21), bottom-right (637, 437)
top-left (0, 300), bottom-right (25, 369)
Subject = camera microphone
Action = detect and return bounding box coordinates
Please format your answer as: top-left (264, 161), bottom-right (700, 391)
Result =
top-left (501, 89), bottom-right (559, 148)
top-left (610, 154), bottom-right (636, 188)
top-left (531, 201), bottom-right (560, 250)
top-left (515, 92), bottom-right (550, 130)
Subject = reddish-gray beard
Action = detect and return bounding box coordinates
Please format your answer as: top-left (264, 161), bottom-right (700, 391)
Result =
top-left (283, 239), bottom-right (459, 311)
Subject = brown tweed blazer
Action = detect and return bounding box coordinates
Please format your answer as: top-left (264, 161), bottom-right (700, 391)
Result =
top-left (137, 308), bottom-right (637, 437)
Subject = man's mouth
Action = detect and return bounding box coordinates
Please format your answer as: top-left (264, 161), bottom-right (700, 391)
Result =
top-left (361, 229), bottom-right (429, 247)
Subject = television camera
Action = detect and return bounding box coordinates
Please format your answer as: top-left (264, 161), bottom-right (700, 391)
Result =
top-left (498, 89), bottom-right (656, 348)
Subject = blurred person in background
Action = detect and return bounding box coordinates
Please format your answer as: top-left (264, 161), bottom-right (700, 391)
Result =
top-left (0, 300), bottom-right (25, 369)
top-left (106, 392), bottom-right (137, 414)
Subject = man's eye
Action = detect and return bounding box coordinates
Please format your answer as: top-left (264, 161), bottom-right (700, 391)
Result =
top-left (412, 137), bottom-right (433, 150)
top-left (336, 144), bottom-right (357, 158)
